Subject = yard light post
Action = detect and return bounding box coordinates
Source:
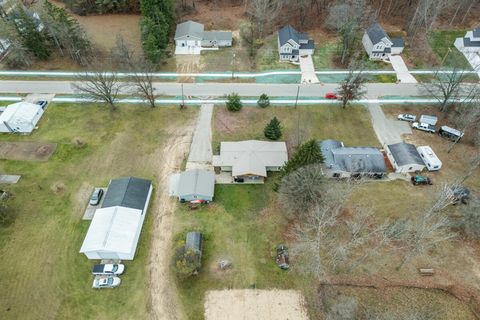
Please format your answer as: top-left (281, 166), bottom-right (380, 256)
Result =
top-left (441, 48), bottom-right (452, 66)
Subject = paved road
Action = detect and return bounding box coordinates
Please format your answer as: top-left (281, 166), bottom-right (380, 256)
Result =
top-left (366, 103), bottom-right (411, 145)
top-left (186, 103), bottom-right (213, 169)
top-left (0, 80), bottom-right (427, 97)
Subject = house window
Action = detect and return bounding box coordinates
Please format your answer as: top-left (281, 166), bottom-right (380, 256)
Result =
top-left (408, 167), bottom-right (413, 170)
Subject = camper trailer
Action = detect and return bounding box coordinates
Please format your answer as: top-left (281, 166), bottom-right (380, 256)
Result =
top-left (417, 146), bottom-right (442, 171)
top-left (439, 126), bottom-right (464, 142)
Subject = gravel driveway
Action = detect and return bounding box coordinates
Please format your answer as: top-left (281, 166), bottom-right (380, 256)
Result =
top-left (186, 103), bottom-right (213, 169)
top-left (366, 103), bottom-right (411, 146)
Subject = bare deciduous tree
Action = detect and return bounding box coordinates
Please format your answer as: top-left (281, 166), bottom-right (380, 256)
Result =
top-left (336, 65), bottom-right (367, 108)
top-left (447, 92), bottom-right (480, 152)
top-left (422, 67), bottom-right (472, 112)
top-left (73, 69), bottom-right (124, 111)
top-left (248, 0), bottom-right (283, 38)
top-left (131, 62), bottom-right (157, 108)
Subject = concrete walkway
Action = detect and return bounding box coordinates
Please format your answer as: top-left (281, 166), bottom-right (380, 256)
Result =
top-left (366, 103), bottom-right (411, 146)
top-left (299, 55), bottom-right (320, 84)
top-left (186, 104), bottom-right (214, 170)
top-left (389, 56), bottom-right (418, 83)
top-left (0, 175), bottom-right (21, 184)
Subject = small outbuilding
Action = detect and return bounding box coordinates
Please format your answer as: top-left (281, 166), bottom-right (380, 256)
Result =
top-left (170, 169), bottom-right (215, 203)
top-left (320, 139), bottom-right (387, 178)
top-left (385, 142), bottom-right (426, 173)
top-left (419, 115), bottom-right (438, 126)
top-left (186, 231), bottom-right (203, 256)
top-left (80, 177), bottom-right (153, 260)
top-left (0, 101), bottom-right (45, 133)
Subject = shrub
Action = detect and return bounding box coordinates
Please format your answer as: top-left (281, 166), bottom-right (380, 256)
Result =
top-left (257, 93), bottom-right (270, 108)
top-left (226, 93), bottom-right (242, 112)
top-left (173, 244), bottom-right (201, 279)
top-left (264, 117), bottom-right (282, 140)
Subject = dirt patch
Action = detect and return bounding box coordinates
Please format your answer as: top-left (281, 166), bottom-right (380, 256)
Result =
top-left (204, 289), bottom-right (309, 320)
top-left (179, 2), bottom-right (245, 30)
top-left (146, 117), bottom-right (196, 320)
top-left (0, 141), bottom-right (57, 161)
top-left (50, 182), bottom-right (65, 194)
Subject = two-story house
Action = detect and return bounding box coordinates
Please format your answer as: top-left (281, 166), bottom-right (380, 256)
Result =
top-left (454, 27), bottom-right (480, 54)
top-left (277, 25), bottom-right (314, 63)
top-left (362, 22), bottom-right (404, 60)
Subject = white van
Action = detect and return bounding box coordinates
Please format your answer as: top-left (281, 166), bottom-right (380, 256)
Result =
top-left (417, 146), bottom-right (442, 171)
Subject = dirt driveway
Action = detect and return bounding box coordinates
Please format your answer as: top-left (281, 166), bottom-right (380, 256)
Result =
top-left (366, 103), bottom-right (411, 145)
top-left (147, 118), bottom-right (197, 320)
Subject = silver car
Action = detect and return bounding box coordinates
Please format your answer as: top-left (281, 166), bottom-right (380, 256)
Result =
top-left (89, 188), bottom-right (104, 206)
top-left (397, 114), bottom-right (416, 122)
top-left (92, 276), bottom-right (121, 288)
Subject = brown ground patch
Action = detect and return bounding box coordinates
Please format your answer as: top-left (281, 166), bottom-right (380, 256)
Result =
top-left (0, 141), bottom-right (56, 161)
top-left (204, 289), bottom-right (309, 320)
top-left (179, 1), bottom-right (246, 30)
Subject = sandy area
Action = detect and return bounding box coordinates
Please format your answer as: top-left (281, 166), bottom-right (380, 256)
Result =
top-left (147, 118), bottom-right (197, 320)
top-left (204, 289), bottom-right (309, 320)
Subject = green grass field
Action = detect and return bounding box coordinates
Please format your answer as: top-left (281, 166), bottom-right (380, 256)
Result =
top-left (428, 30), bottom-right (471, 69)
top-left (212, 104), bottom-right (381, 152)
top-left (0, 103), bottom-right (197, 319)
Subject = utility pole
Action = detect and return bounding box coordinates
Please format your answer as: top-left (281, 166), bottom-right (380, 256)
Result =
top-left (294, 85), bottom-right (300, 109)
top-left (180, 83), bottom-right (185, 109)
top-left (295, 85), bottom-right (301, 147)
top-left (231, 52), bottom-right (236, 80)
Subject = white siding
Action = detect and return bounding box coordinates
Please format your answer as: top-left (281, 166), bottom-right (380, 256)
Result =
top-left (362, 32), bottom-right (374, 56)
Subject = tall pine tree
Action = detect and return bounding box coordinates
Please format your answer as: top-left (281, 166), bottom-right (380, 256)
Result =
top-left (281, 139), bottom-right (324, 175)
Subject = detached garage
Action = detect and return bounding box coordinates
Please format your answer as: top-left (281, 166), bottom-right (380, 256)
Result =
top-left (170, 169), bottom-right (215, 202)
top-left (80, 177), bottom-right (153, 260)
top-left (385, 142), bottom-right (426, 173)
top-left (0, 102), bottom-right (45, 133)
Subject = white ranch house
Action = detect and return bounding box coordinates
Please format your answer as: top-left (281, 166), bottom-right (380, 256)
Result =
top-left (362, 22), bottom-right (404, 60)
top-left (174, 20), bottom-right (232, 55)
top-left (277, 25), bottom-right (314, 63)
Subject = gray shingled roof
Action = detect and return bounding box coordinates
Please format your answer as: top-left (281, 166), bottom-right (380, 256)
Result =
top-left (175, 169), bottom-right (215, 198)
top-left (464, 38), bottom-right (480, 47)
top-left (320, 140), bottom-right (386, 173)
top-left (186, 232), bottom-right (202, 253)
top-left (203, 31), bottom-right (232, 41)
top-left (366, 22), bottom-right (388, 44)
top-left (387, 142), bottom-right (424, 167)
top-left (278, 25), bottom-right (310, 46)
top-left (174, 20), bottom-right (204, 40)
top-left (102, 177), bottom-right (152, 211)
top-left (473, 27), bottom-right (480, 38)
top-left (300, 40), bottom-right (315, 50)
top-left (391, 37), bottom-right (405, 48)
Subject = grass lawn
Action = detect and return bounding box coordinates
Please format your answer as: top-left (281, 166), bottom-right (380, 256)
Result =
top-left (428, 30), bottom-right (471, 69)
top-left (0, 103), bottom-right (197, 319)
top-left (212, 105), bottom-right (380, 152)
top-left (173, 182), bottom-right (315, 320)
top-left (255, 36), bottom-right (299, 71)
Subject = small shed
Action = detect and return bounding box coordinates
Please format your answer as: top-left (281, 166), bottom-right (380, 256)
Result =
top-left (0, 102), bottom-right (45, 133)
top-left (385, 142), bottom-right (426, 173)
top-left (186, 231), bottom-right (203, 256)
top-left (169, 169), bottom-right (215, 202)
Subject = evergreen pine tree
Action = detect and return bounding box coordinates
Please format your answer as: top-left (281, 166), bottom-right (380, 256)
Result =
top-left (264, 117), bottom-right (282, 140)
top-left (226, 93), bottom-right (242, 112)
top-left (282, 139), bottom-right (324, 175)
top-left (257, 93), bottom-right (270, 108)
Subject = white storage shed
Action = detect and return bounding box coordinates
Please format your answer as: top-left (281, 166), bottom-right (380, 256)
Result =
top-left (419, 115), bottom-right (438, 126)
top-left (385, 142), bottom-right (426, 173)
top-left (0, 102), bottom-right (44, 133)
top-left (417, 146), bottom-right (442, 171)
top-left (80, 177), bottom-right (153, 260)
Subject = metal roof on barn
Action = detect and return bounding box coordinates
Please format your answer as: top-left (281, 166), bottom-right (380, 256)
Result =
top-left (102, 177), bottom-right (152, 211)
top-left (387, 142), bottom-right (424, 167)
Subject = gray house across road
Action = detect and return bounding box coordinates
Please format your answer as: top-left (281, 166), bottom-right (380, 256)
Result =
top-left (170, 169), bottom-right (215, 202)
top-left (174, 20), bottom-right (232, 54)
top-left (319, 139), bottom-right (387, 178)
top-left (362, 22), bottom-right (404, 60)
top-left (277, 25), bottom-right (314, 63)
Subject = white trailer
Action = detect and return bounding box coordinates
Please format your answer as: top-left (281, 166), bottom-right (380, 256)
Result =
top-left (417, 146), bottom-right (442, 171)
top-left (419, 115), bottom-right (438, 126)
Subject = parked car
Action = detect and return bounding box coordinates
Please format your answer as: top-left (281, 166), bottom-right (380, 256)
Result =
top-left (411, 175), bottom-right (432, 186)
top-left (92, 263), bottom-right (125, 276)
top-left (397, 114), bottom-right (416, 122)
top-left (325, 92), bottom-right (338, 99)
top-left (452, 186), bottom-right (470, 205)
top-left (36, 100), bottom-right (48, 109)
top-left (89, 188), bottom-right (104, 206)
top-left (412, 122), bottom-right (436, 133)
top-left (92, 276), bottom-right (121, 288)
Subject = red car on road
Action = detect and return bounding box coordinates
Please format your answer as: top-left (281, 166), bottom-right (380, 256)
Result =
top-left (325, 92), bottom-right (338, 99)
